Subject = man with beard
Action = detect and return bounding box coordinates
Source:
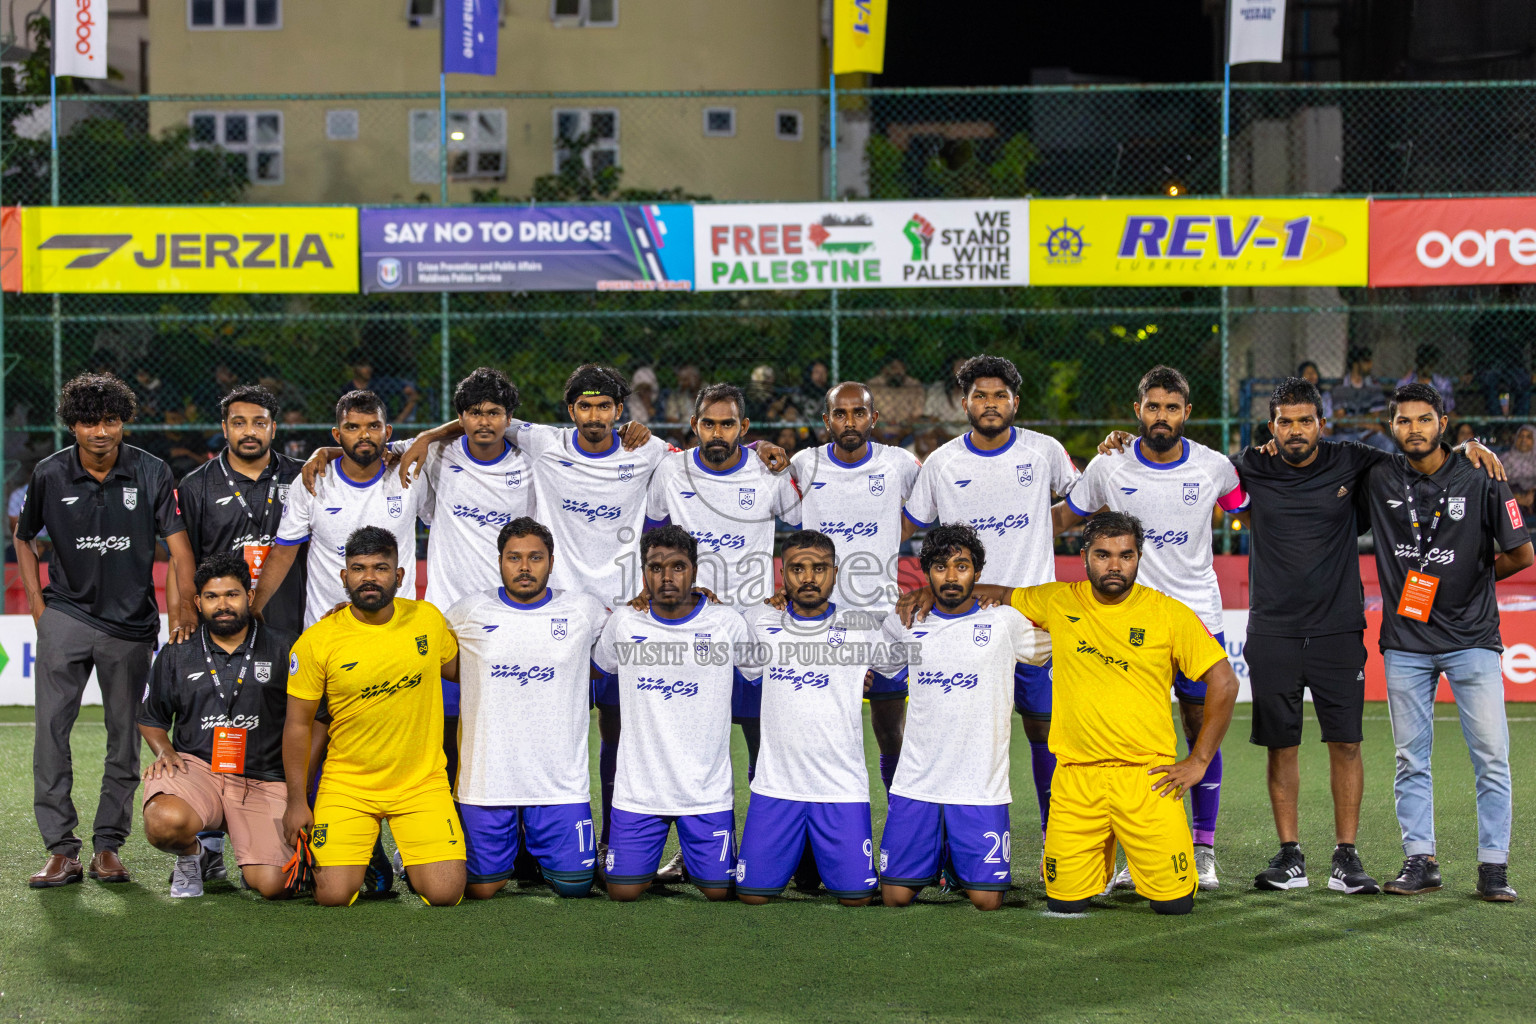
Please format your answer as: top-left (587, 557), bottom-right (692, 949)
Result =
top-left (1007, 511), bottom-right (1239, 916)
top-left (878, 524), bottom-right (1048, 911)
top-left (137, 553), bottom-right (298, 899)
top-left (591, 526), bottom-right (754, 902)
top-left (253, 391), bottom-right (425, 628)
top-left (281, 527), bottom-right (465, 907)
top-left (1364, 384), bottom-right (1529, 901)
top-left (781, 382), bottom-right (921, 793)
top-left (446, 517), bottom-right (609, 899)
top-left (1052, 366), bottom-right (1248, 890)
top-left (899, 355), bottom-right (1080, 845)
top-left (736, 531), bottom-right (907, 906)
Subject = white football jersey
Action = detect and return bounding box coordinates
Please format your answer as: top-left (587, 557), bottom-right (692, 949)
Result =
top-left (741, 603), bottom-right (905, 803)
top-left (883, 602), bottom-right (1047, 805)
top-left (592, 598), bottom-right (752, 816)
top-left (645, 448), bottom-right (800, 609)
top-left (784, 443), bottom-right (921, 615)
top-left (1064, 437), bottom-right (1247, 633)
top-left (516, 423), bottom-right (671, 608)
top-left (446, 586), bottom-right (609, 805)
top-left (274, 459), bottom-right (427, 628)
top-left (417, 437), bottom-right (537, 610)
top-left (903, 427), bottom-right (1080, 588)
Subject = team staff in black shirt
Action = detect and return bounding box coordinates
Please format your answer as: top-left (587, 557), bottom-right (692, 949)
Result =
top-left (138, 553), bottom-right (299, 899)
top-left (1365, 384), bottom-right (1530, 902)
top-left (16, 373), bottom-right (198, 888)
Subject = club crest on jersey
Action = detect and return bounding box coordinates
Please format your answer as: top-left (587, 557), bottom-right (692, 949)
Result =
top-left (973, 624), bottom-right (991, 646)
top-left (868, 473), bottom-right (885, 496)
top-left (387, 496), bottom-right (403, 519)
top-left (122, 487), bottom-right (138, 510)
top-left (415, 634), bottom-right (429, 656)
top-left (694, 632), bottom-right (713, 659)
top-left (1129, 627), bottom-right (1146, 647)
top-left (311, 825), bottom-right (327, 848)
top-left (1449, 496), bottom-right (1466, 521)
top-left (618, 464), bottom-right (635, 482)
top-left (738, 488), bottom-right (756, 510)
top-left (828, 627), bottom-right (846, 647)
top-left (1015, 464), bottom-right (1033, 487)
top-left (1183, 482), bottom-right (1200, 505)
top-left (506, 470), bottom-right (523, 489)
top-left (255, 661), bottom-right (271, 683)
top-left (550, 618), bottom-right (568, 641)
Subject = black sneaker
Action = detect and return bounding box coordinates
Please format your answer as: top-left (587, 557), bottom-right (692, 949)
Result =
top-left (1254, 845), bottom-right (1309, 890)
top-left (1477, 862), bottom-right (1517, 903)
top-left (1328, 845), bottom-right (1380, 894)
top-left (360, 839), bottom-right (397, 899)
top-left (1383, 854), bottom-right (1442, 895)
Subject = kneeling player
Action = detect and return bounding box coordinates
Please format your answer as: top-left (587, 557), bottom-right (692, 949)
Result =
top-left (736, 530), bottom-right (906, 906)
top-left (447, 517), bottom-right (608, 898)
top-left (281, 527), bottom-right (466, 907)
top-left (138, 553), bottom-right (298, 899)
top-left (592, 526), bottom-right (753, 901)
top-left (1007, 511), bottom-right (1238, 915)
top-left (879, 524), bottom-right (1048, 911)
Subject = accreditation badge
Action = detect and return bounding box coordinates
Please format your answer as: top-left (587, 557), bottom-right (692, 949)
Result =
top-left (243, 543), bottom-right (273, 581)
top-left (211, 726), bottom-right (248, 774)
top-left (1396, 570), bottom-right (1440, 623)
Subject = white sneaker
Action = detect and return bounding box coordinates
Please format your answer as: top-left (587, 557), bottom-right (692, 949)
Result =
top-left (1101, 863), bottom-right (1135, 895)
top-left (1195, 845), bottom-right (1219, 891)
top-left (170, 847), bottom-right (204, 898)
top-left (654, 850), bottom-right (686, 884)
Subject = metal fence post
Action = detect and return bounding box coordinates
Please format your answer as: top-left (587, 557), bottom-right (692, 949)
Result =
top-left (828, 73), bottom-right (840, 382)
top-left (50, 76), bottom-right (61, 452)
top-left (439, 75), bottom-right (452, 421)
top-left (1219, 29), bottom-right (1233, 553)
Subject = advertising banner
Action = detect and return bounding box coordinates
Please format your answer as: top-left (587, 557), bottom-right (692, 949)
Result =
top-left (832, 0), bottom-right (888, 75)
top-left (442, 0), bottom-right (499, 76)
top-left (21, 207), bottom-right (358, 293)
top-left (1030, 198), bottom-right (1368, 286)
top-left (1369, 198), bottom-right (1536, 286)
top-left (694, 200), bottom-right (1029, 291)
top-left (1, 207), bottom-right (19, 292)
top-left (53, 0), bottom-right (108, 79)
top-left (360, 205), bottom-right (693, 293)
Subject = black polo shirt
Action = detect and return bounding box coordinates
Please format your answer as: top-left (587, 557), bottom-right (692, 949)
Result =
top-left (16, 443), bottom-right (183, 643)
top-left (137, 622), bottom-right (296, 782)
top-left (1234, 441), bottom-right (1391, 638)
top-left (1366, 447), bottom-right (1528, 654)
top-left (178, 449), bottom-right (308, 635)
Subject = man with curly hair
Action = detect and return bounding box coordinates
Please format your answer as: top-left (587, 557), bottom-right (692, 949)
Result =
top-left (16, 372), bottom-right (198, 888)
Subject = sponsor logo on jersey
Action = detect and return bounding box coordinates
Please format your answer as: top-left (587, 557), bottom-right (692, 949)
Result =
top-left (490, 663), bottom-right (556, 685)
top-left (289, 653), bottom-right (299, 674)
top-left (770, 666), bottom-right (831, 690)
top-left (1129, 627), bottom-right (1145, 646)
top-left (122, 486), bottom-right (138, 510)
top-left (359, 670), bottom-right (423, 700)
top-left (561, 498), bottom-right (623, 523)
top-left (77, 535), bottom-right (131, 554)
top-left (973, 624), bottom-right (991, 646)
top-left (187, 671), bottom-right (206, 681)
top-left (481, 624), bottom-right (499, 632)
top-left (1449, 496), bottom-right (1465, 520)
top-left (451, 504), bottom-right (514, 529)
top-left (828, 627), bottom-right (846, 647)
top-left (618, 464), bottom-right (635, 482)
top-left (679, 491), bottom-right (697, 499)
top-left (1337, 486), bottom-right (1349, 498)
top-left (818, 520), bottom-right (879, 541)
top-left (255, 661), bottom-right (271, 683)
top-left (1510, 498), bottom-right (1525, 530)
top-left (1393, 542), bottom-right (1455, 566)
top-left (198, 712), bottom-right (260, 731)
top-left (60, 496), bottom-right (79, 504)
top-left (325, 507), bottom-right (342, 515)
top-left (635, 676), bottom-right (700, 700)
top-left (1145, 529), bottom-right (1191, 549)
top-left (739, 487), bottom-right (756, 510)
top-left (341, 662), bottom-right (358, 670)
top-left (1182, 482), bottom-right (1200, 505)
top-left (954, 479), bottom-right (972, 488)
top-left (1120, 487), bottom-right (1137, 494)
top-left (387, 495), bottom-right (403, 519)
top-left (216, 495), bottom-right (235, 506)
top-left (694, 530), bottom-right (747, 550)
top-left (1016, 464), bottom-right (1033, 487)
top-left (916, 669), bottom-right (979, 693)
top-left (1075, 640), bottom-right (1129, 672)
top-left (868, 473), bottom-right (885, 496)
top-left (416, 634), bottom-right (429, 655)
top-left (550, 617), bottom-right (568, 640)
top-left (969, 512), bottom-right (1029, 536)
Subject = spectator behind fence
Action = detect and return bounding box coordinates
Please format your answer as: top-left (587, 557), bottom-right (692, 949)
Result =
top-left (661, 363), bottom-right (701, 425)
top-left (1505, 424), bottom-right (1536, 523)
top-left (1471, 303), bottom-right (1532, 418)
top-left (745, 364), bottom-right (794, 422)
top-left (866, 359), bottom-right (925, 430)
top-left (1396, 344), bottom-right (1456, 414)
top-left (1330, 346), bottom-right (1393, 451)
top-left (627, 366), bottom-right (659, 425)
top-left (1296, 361), bottom-right (1335, 429)
top-left (924, 357), bottom-right (968, 425)
top-left (783, 360), bottom-right (830, 419)
top-left (191, 359), bottom-right (243, 424)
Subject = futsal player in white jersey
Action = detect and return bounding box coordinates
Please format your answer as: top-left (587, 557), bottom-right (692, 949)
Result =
top-left (782, 382), bottom-right (921, 792)
top-left (879, 524), bottom-right (1048, 911)
top-left (254, 391), bottom-right (426, 628)
top-left (898, 355), bottom-right (1079, 840)
top-left (736, 530), bottom-right (908, 906)
top-left (1057, 366), bottom-right (1248, 891)
top-left (446, 517), bottom-right (608, 899)
top-left (592, 525), bottom-right (755, 901)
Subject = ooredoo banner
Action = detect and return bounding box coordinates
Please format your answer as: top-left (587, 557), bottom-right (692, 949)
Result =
top-left (1369, 197), bottom-right (1536, 286)
top-left (360, 205), bottom-right (694, 293)
top-left (693, 200), bottom-right (1029, 291)
top-left (1, 207), bottom-right (20, 293)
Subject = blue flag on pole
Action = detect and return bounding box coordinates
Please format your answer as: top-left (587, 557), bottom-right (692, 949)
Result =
top-left (443, 0), bottom-right (499, 76)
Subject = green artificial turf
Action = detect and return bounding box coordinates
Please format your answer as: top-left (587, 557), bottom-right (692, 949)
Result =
top-left (0, 702), bottom-right (1531, 1023)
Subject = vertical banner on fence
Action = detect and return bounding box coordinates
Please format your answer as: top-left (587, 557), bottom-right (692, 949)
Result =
top-left (53, 0), bottom-right (108, 79)
top-left (443, 0), bottom-right (499, 76)
top-left (1, 208), bottom-right (21, 292)
top-left (1228, 0), bottom-right (1287, 64)
top-left (832, 0), bottom-right (888, 75)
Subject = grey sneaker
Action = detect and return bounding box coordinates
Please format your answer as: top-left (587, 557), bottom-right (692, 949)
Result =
top-left (1195, 845), bottom-right (1219, 891)
top-left (1105, 863), bottom-right (1135, 893)
top-left (170, 848), bottom-right (204, 898)
top-left (654, 849), bottom-right (686, 884)
top-left (198, 834), bottom-right (227, 882)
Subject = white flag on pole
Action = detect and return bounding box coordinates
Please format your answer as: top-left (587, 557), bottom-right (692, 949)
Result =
top-left (53, 0), bottom-right (109, 80)
top-left (1228, 0), bottom-right (1286, 65)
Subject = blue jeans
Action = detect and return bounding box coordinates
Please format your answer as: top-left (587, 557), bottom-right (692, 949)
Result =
top-left (1383, 648), bottom-right (1512, 864)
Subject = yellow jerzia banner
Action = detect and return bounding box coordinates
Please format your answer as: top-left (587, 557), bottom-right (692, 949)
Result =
top-left (22, 206), bottom-right (359, 293)
top-left (1030, 199), bottom-right (1369, 286)
top-left (832, 0), bottom-right (887, 75)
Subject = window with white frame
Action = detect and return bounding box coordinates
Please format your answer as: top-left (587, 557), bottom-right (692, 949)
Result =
top-left (553, 108), bottom-right (619, 175)
top-left (406, 0), bottom-right (437, 22)
top-left (551, 0), bottom-right (616, 27)
top-left (190, 111), bottom-right (283, 184)
top-left (409, 109), bottom-right (507, 184)
top-left (189, 0), bottom-right (280, 29)
top-left (326, 110), bottom-right (359, 141)
top-left (703, 107), bottom-right (736, 138)
top-left (776, 109), bottom-right (804, 141)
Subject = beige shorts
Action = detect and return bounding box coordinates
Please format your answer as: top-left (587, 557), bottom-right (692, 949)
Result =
top-left (142, 753), bottom-right (295, 868)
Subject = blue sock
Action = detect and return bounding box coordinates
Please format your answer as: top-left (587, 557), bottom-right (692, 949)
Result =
top-left (598, 739), bottom-right (618, 846)
top-left (1029, 741), bottom-right (1056, 832)
top-left (878, 753), bottom-right (897, 791)
top-left (1191, 748), bottom-right (1222, 847)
